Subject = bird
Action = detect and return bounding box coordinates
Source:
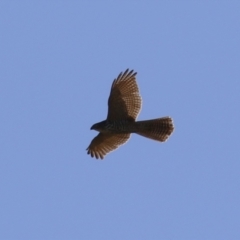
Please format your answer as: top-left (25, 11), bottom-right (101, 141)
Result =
top-left (86, 69), bottom-right (174, 159)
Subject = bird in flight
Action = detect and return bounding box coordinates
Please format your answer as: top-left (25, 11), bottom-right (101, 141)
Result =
top-left (86, 69), bottom-right (174, 159)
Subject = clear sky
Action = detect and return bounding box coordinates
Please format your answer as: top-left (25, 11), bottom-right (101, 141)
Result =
top-left (1, 1), bottom-right (240, 239)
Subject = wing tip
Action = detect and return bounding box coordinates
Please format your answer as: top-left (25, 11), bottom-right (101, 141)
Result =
top-left (86, 148), bottom-right (105, 160)
top-left (115, 69), bottom-right (137, 82)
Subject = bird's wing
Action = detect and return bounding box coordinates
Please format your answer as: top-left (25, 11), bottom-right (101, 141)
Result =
top-left (107, 69), bottom-right (142, 121)
top-left (86, 133), bottom-right (130, 159)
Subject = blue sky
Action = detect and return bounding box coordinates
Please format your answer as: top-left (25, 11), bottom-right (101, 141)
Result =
top-left (1, 1), bottom-right (240, 239)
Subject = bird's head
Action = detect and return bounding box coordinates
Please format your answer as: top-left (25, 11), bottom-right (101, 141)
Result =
top-left (90, 120), bottom-right (107, 132)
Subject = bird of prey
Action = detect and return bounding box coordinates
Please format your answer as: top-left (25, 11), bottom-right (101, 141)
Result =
top-left (86, 69), bottom-right (174, 159)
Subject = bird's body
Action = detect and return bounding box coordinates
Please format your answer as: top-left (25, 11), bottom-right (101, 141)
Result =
top-left (87, 69), bottom-right (174, 159)
top-left (92, 118), bottom-right (173, 140)
top-left (91, 119), bottom-right (136, 133)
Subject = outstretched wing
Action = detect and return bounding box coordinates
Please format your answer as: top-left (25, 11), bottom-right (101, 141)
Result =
top-left (86, 133), bottom-right (130, 159)
top-left (107, 69), bottom-right (142, 121)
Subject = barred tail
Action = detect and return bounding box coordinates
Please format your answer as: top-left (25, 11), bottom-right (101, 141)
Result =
top-left (135, 117), bottom-right (174, 142)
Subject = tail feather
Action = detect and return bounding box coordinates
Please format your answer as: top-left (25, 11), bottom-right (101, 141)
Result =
top-left (135, 117), bottom-right (174, 142)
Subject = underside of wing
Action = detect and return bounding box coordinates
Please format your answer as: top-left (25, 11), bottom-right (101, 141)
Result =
top-left (107, 69), bottom-right (142, 121)
top-left (86, 133), bottom-right (130, 159)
